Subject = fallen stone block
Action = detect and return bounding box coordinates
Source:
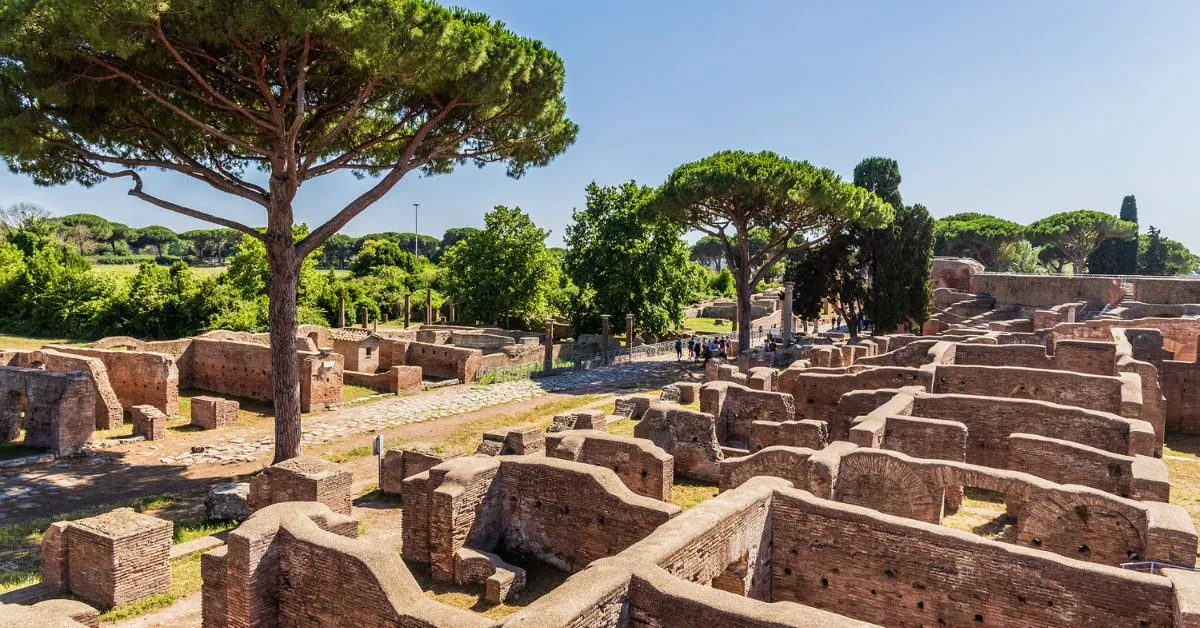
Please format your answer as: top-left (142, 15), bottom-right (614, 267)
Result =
top-left (205, 482), bottom-right (249, 521)
top-left (130, 405), bottom-right (166, 441)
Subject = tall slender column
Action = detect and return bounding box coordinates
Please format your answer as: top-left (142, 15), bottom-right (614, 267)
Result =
top-left (782, 281), bottom-right (795, 345)
top-left (600, 314), bottom-right (611, 364)
top-left (403, 295), bottom-right (411, 329)
top-left (544, 319), bottom-right (555, 371)
top-left (361, 306), bottom-right (369, 329)
top-left (425, 291), bottom-right (433, 324)
top-left (625, 314), bottom-right (634, 353)
top-left (337, 296), bottom-right (346, 328)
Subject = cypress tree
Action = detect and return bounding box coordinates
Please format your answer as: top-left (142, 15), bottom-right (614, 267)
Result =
top-left (1116, 195), bottom-right (1139, 274)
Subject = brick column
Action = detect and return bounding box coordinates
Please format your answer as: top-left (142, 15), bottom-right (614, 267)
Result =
top-left (544, 319), bottom-right (555, 372)
top-left (361, 306), bottom-right (369, 329)
top-left (425, 291), bottom-right (433, 323)
top-left (600, 314), bottom-right (611, 364)
top-left (782, 281), bottom-right (795, 345)
top-left (403, 295), bottom-right (410, 329)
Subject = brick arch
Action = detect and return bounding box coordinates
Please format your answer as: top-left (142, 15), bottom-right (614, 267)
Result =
top-left (720, 447), bottom-right (814, 492)
top-left (89, 336), bottom-right (148, 351)
top-left (1016, 491), bottom-right (1147, 566)
top-left (833, 452), bottom-right (942, 523)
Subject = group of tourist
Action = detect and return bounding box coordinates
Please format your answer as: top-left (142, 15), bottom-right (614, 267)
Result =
top-left (674, 336), bottom-right (732, 364)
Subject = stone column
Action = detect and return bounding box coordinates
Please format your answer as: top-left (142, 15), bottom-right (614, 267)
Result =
top-left (544, 319), bottom-right (555, 372)
top-left (361, 306), bottom-right (369, 329)
top-left (337, 296), bottom-right (346, 328)
top-left (449, 301), bottom-right (456, 324)
top-left (425, 291), bottom-right (433, 324)
top-left (625, 314), bottom-right (634, 352)
top-left (403, 295), bottom-right (410, 329)
top-left (731, 302), bottom-right (738, 332)
top-left (782, 281), bottom-right (795, 345)
top-left (600, 314), bottom-right (611, 364)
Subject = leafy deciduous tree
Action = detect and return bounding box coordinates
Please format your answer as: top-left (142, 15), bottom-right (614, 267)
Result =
top-left (0, 0), bottom-right (576, 461)
top-left (442, 205), bottom-right (561, 327)
top-left (564, 181), bottom-right (695, 338)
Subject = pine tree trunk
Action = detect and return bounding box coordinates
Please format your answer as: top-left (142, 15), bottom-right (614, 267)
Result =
top-left (736, 239), bottom-right (752, 352)
top-left (265, 221), bottom-right (303, 463)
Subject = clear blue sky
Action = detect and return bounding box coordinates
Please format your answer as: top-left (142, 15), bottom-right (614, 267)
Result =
top-left (2, 1), bottom-right (1198, 248)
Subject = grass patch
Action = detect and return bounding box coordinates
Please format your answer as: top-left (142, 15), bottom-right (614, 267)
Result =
top-left (1164, 433), bottom-right (1200, 560)
top-left (0, 333), bottom-right (85, 351)
top-left (343, 383), bottom-right (383, 403)
top-left (0, 438), bottom-right (45, 461)
top-left (940, 487), bottom-right (1014, 541)
top-left (671, 478), bottom-right (719, 510)
top-left (684, 317), bottom-right (734, 334)
top-left (606, 418), bottom-right (636, 437)
top-left (0, 493), bottom-right (234, 595)
top-left (443, 394), bottom-right (603, 453)
top-left (91, 264), bottom-right (227, 279)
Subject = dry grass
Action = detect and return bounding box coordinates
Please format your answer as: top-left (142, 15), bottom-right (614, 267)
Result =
top-left (1164, 433), bottom-right (1200, 559)
top-left (940, 488), bottom-right (1014, 541)
top-left (406, 557), bottom-right (570, 619)
top-left (0, 333), bottom-right (85, 351)
top-left (671, 478), bottom-right (719, 510)
top-left (442, 394), bottom-right (603, 454)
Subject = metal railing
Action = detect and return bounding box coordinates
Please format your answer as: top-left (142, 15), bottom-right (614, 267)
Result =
top-left (1120, 561), bottom-right (1195, 575)
top-left (472, 330), bottom-right (769, 384)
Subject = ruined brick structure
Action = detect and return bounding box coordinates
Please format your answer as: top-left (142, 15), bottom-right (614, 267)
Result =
top-left (0, 366), bottom-right (95, 455)
top-left (41, 508), bottom-right (172, 609)
top-left (248, 456), bottom-right (353, 515)
top-left (545, 430), bottom-right (674, 501)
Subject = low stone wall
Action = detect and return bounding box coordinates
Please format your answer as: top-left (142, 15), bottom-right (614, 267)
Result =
top-left (1007, 433), bottom-right (1170, 502)
top-left (545, 430), bottom-right (674, 501)
top-left (931, 364), bottom-right (1130, 417)
top-left (719, 446), bottom-right (815, 491)
top-left (381, 339), bottom-right (480, 382)
top-left (974, 273), bottom-right (1124, 308)
top-left (952, 341), bottom-right (1117, 376)
top-left (189, 338), bottom-right (342, 412)
top-left (778, 366), bottom-right (932, 437)
top-left (699, 381), bottom-right (795, 447)
top-left (342, 365), bottom-right (422, 393)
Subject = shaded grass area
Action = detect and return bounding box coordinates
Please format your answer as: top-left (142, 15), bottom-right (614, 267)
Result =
top-left (0, 437), bottom-right (44, 461)
top-left (406, 556), bottom-right (570, 620)
top-left (0, 493), bottom-right (235, 596)
top-left (342, 383), bottom-right (384, 403)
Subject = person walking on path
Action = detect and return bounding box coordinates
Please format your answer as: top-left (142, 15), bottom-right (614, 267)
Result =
top-left (675, 338), bottom-right (683, 361)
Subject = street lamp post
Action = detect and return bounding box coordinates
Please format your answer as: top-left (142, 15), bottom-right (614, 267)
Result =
top-left (412, 203), bottom-right (420, 256)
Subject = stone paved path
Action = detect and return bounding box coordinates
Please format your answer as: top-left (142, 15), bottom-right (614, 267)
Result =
top-left (147, 356), bottom-right (688, 467)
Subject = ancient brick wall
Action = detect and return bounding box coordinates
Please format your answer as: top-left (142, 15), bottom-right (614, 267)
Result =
top-left (1054, 339), bottom-right (1119, 375)
top-left (1162, 360), bottom-right (1200, 433)
top-left (749, 419), bottom-right (828, 452)
top-left (878, 415), bottom-right (967, 462)
top-left (390, 341), bottom-right (481, 381)
top-left (1006, 433), bottom-right (1170, 501)
top-left (545, 430), bottom-right (674, 501)
top-left (1056, 317), bottom-right (1200, 362)
top-left (779, 366), bottom-right (930, 427)
top-left (908, 393), bottom-right (1154, 469)
top-left (404, 456), bottom-right (678, 582)
top-left (8, 349), bottom-right (123, 429)
top-left (1133, 277), bottom-right (1200, 305)
top-left (343, 365), bottom-right (423, 393)
top-left (51, 345), bottom-right (179, 416)
top-left (190, 338), bottom-right (342, 412)
top-left (719, 446), bottom-right (815, 492)
top-left (700, 382), bottom-right (795, 447)
top-left (491, 458), bottom-right (678, 572)
top-left (770, 488), bottom-right (1177, 626)
top-left (973, 273), bottom-right (1123, 308)
top-left (0, 366), bottom-right (95, 455)
top-left (932, 258), bottom-right (983, 292)
top-left (931, 364), bottom-right (1126, 415)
